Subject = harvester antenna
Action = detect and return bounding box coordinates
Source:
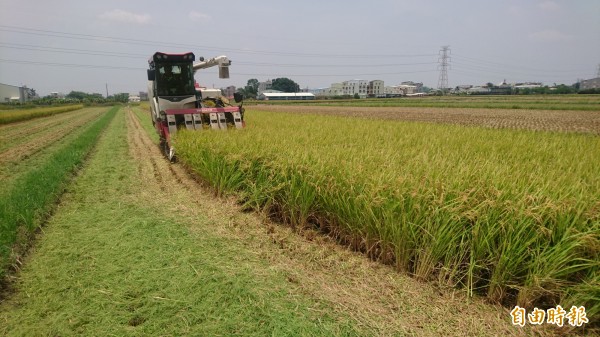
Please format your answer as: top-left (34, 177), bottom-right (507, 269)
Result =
top-left (437, 46), bottom-right (451, 95)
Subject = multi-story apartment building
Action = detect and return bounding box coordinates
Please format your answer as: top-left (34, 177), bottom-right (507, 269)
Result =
top-left (367, 80), bottom-right (384, 97)
top-left (342, 79), bottom-right (369, 98)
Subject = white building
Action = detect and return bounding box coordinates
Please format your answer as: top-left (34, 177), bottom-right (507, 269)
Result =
top-left (401, 81), bottom-right (423, 93)
top-left (327, 83), bottom-right (343, 96)
top-left (128, 94), bottom-right (141, 102)
top-left (342, 79), bottom-right (368, 98)
top-left (384, 86), bottom-right (404, 97)
top-left (368, 80), bottom-right (384, 97)
top-left (0, 83), bottom-right (36, 103)
top-left (398, 84), bottom-right (417, 95)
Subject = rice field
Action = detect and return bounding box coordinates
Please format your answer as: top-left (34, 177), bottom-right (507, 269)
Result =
top-left (253, 105), bottom-right (600, 134)
top-left (256, 94), bottom-right (600, 111)
top-left (0, 104), bottom-right (84, 124)
top-left (175, 107), bottom-right (600, 319)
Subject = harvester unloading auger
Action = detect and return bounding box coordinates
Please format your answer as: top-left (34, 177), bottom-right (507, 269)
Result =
top-left (147, 52), bottom-right (244, 162)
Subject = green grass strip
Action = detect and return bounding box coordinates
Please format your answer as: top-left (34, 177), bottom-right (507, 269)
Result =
top-left (0, 106), bottom-right (117, 277)
top-left (0, 104), bottom-right (84, 124)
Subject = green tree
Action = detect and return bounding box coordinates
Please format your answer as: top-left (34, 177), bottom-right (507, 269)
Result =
top-left (66, 91), bottom-right (88, 100)
top-left (247, 79), bottom-right (259, 95)
top-left (237, 79), bottom-right (259, 99)
top-left (271, 78), bottom-right (300, 92)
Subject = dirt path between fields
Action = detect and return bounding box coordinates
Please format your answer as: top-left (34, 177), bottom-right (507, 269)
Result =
top-left (125, 109), bottom-right (554, 336)
top-left (252, 105), bottom-right (600, 134)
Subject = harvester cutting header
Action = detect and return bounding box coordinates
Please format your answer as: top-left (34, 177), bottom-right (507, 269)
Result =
top-left (147, 52), bottom-right (244, 161)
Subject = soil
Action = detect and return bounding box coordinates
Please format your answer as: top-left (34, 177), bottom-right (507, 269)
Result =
top-left (252, 105), bottom-right (600, 134)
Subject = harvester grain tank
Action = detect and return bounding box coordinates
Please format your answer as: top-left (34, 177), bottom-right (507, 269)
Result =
top-left (147, 52), bottom-right (244, 161)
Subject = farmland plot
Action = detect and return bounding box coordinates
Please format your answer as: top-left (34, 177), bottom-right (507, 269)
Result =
top-left (175, 108), bottom-right (600, 324)
top-left (0, 107), bottom-right (116, 277)
top-left (258, 95), bottom-right (600, 111)
top-left (0, 107), bottom-right (541, 336)
top-left (0, 104), bottom-right (84, 124)
top-left (253, 105), bottom-right (600, 134)
top-left (0, 107), bottom-right (107, 168)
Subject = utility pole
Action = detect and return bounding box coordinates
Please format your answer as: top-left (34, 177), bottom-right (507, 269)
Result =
top-left (438, 46), bottom-right (451, 95)
top-left (596, 64), bottom-right (600, 78)
top-left (106, 83), bottom-right (109, 98)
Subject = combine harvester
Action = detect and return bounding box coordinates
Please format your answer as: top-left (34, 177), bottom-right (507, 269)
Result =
top-left (147, 52), bottom-right (244, 161)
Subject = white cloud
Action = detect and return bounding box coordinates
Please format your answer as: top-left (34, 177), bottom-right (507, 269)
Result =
top-left (529, 29), bottom-right (572, 41)
top-left (538, 1), bottom-right (560, 12)
top-left (98, 9), bottom-right (151, 24)
top-left (189, 11), bottom-right (211, 22)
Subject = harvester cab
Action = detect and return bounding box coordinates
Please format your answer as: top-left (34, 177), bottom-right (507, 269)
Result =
top-left (147, 52), bottom-right (244, 162)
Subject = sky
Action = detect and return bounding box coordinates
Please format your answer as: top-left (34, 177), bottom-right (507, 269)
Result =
top-left (0, 0), bottom-right (599, 96)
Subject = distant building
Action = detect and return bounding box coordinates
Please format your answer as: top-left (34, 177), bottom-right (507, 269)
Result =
top-left (311, 83), bottom-right (343, 97)
top-left (258, 80), bottom-right (272, 95)
top-left (467, 86), bottom-right (491, 94)
top-left (221, 85), bottom-right (236, 98)
top-left (398, 84), bottom-right (417, 95)
top-left (49, 92), bottom-right (65, 98)
top-left (454, 85), bottom-right (473, 93)
top-left (401, 81), bottom-right (423, 93)
top-left (343, 79), bottom-right (368, 98)
top-left (0, 83), bottom-right (36, 103)
top-left (139, 91), bottom-right (148, 101)
top-left (513, 82), bottom-right (543, 89)
top-left (580, 77), bottom-right (600, 90)
top-left (128, 94), bottom-right (140, 102)
top-left (330, 83), bottom-right (343, 95)
top-left (384, 86), bottom-right (404, 97)
top-left (310, 88), bottom-right (327, 96)
top-left (367, 80), bottom-right (385, 97)
top-left (258, 92), bottom-right (315, 101)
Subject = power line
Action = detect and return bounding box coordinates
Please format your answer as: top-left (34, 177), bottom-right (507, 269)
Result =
top-left (0, 43), bottom-right (148, 58)
top-left (234, 70), bottom-right (438, 77)
top-left (0, 24), bottom-right (438, 59)
top-left (0, 58), bottom-right (437, 77)
top-left (0, 59), bottom-right (142, 70)
top-left (0, 42), bottom-right (438, 68)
